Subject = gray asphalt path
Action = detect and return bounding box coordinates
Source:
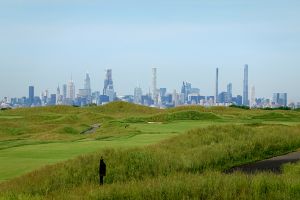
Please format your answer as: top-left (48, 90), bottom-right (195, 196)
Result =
top-left (81, 124), bottom-right (101, 134)
top-left (226, 151), bottom-right (300, 174)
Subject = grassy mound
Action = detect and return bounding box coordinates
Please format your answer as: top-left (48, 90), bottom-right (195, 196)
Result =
top-left (125, 110), bottom-right (221, 123)
top-left (252, 112), bottom-right (298, 121)
top-left (148, 110), bottom-right (221, 122)
top-left (86, 102), bottom-right (161, 117)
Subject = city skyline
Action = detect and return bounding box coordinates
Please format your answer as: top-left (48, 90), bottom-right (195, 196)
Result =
top-left (0, 66), bottom-right (298, 103)
top-left (0, 65), bottom-right (294, 109)
top-left (0, 1), bottom-right (300, 101)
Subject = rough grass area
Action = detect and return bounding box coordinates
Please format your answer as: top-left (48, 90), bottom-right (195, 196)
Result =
top-left (49, 172), bottom-right (300, 200)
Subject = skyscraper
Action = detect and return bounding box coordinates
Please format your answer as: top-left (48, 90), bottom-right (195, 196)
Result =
top-left (103, 69), bottom-right (113, 95)
top-left (226, 83), bottom-right (232, 103)
top-left (152, 68), bottom-right (158, 104)
top-left (181, 82), bottom-right (192, 104)
top-left (250, 86), bottom-right (256, 108)
top-left (62, 84), bottom-right (67, 100)
top-left (56, 85), bottom-right (61, 105)
top-left (243, 64), bottom-right (249, 106)
top-left (67, 79), bottom-right (75, 100)
top-left (29, 86), bottom-right (34, 105)
top-left (78, 73), bottom-right (92, 104)
top-left (103, 69), bottom-right (115, 101)
top-left (134, 87), bottom-right (143, 104)
top-left (84, 73), bottom-right (91, 97)
top-left (215, 68), bottom-right (219, 104)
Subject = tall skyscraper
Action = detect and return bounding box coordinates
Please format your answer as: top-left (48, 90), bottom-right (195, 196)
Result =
top-left (67, 79), bottom-right (75, 100)
top-left (56, 85), bottom-right (63, 105)
top-left (250, 86), bottom-right (256, 108)
top-left (84, 72), bottom-right (91, 97)
top-left (215, 68), bottom-right (219, 104)
top-left (181, 81), bottom-right (192, 104)
top-left (226, 83), bottom-right (232, 103)
top-left (78, 73), bottom-right (92, 104)
top-left (103, 69), bottom-right (115, 101)
top-left (134, 87), bottom-right (143, 104)
top-left (103, 69), bottom-right (113, 95)
top-left (28, 86), bottom-right (34, 105)
top-left (152, 68), bottom-right (158, 104)
top-left (243, 64), bottom-right (249, 106)
top-left (62, 84), bottom-right (67, 100)
top-left (172, 89), bottom-right (179, 106)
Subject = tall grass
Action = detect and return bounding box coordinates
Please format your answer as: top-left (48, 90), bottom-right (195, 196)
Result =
top-left (50, 171), bottom-right (300, 200)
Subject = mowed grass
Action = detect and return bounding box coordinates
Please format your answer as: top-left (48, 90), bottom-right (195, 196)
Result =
top-left (0, 133), bottom-right (177, 182)
top-left (130, 120), bottom-right (244, 134)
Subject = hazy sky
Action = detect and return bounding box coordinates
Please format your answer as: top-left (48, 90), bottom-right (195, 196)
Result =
top-left (0, 0), bottom-right (299, 102)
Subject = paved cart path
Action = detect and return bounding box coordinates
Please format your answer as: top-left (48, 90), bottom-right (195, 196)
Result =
top-left (226, 151), bottom-right (300, 174)
top-left (81, 124), bottom-right (101, 134)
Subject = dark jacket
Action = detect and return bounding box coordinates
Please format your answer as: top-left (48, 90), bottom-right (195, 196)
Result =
top-left (99, 159), bottom-right (106, 176)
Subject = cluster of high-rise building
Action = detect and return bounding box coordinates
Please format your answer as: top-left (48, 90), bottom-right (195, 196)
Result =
top-left (0, 66), bottom-right (298, 109)
top-left (1, 70), bottom-right (115, 108)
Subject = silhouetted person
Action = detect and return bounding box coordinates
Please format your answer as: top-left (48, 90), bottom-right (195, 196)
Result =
top-left (99, 157), bottom-right (106, 185)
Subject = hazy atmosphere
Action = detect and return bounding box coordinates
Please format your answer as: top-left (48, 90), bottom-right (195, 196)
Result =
top-left (0, 0), bottom-right (299, 102)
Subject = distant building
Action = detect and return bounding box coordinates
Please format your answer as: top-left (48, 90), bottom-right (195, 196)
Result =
top-left (121, 95), bottom-right (134, 103)
top-left (152, 68), bottom-right (158, 105)
top-left (273, 93), bottom-right (287, 107)
top-left (215, 68), bottom-right (219, 104)
top-left (67, 79), bottom-right (75, 100)
top-left (250, 86), bottom-right (256, 108)
top-left (243, 64), bottom-right (249, 106)
top-left (29, 86), bottom-right (34, 105)
top-left (181, 82), bottom-right (192, 104)
top-left (219, 92), bottom-right (227, 104)
top-left (172, 90), bottom-right (180, 107)
top-left (226, 83), bottom-right (232, 103)
top-left (159, 88), bottom-right (167, 98)
top-left (49, 94), bottom-right (56, 105)
top-left (62, 84), bottom-right (67, 100)
top-left (103, 69), bottom-right (115, 102)
top-left (141, 94), bottom-right (153, 106)
top-left (56, 85), bottom-right (63, 105)
top-left (78, 73), bottom-right (92, 105)
top-left (232, 95), bottom-right (243, 106)
top-left (84, 73), bottom-right (91, 97)
top-left (134, 87), bottom-right (143, 104)
top-left (99, 95), bottom-right (109, 104)
top-left (205, 96), bottom-right (214, 106)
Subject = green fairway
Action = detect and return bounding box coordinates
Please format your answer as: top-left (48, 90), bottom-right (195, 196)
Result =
top-left (130, 120), bottom-right (236, 133)
top-left (0, 133), bottom-right (178, 182)
top-left (0, 116), bottom-right (23, 119)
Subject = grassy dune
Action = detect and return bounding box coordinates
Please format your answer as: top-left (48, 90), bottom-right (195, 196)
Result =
top-left (1, 102), bottom-right (300, 199)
